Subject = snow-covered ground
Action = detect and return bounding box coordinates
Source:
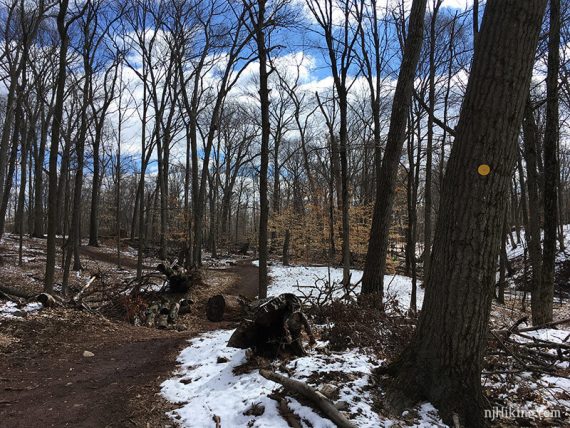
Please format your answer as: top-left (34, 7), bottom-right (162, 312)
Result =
top-left (161, 329), bottom-right (445, 428)
top-left (0, 301), bottom-right (42, 319)
top-left (162, 260), bottom-right (569, 427)
top-left (484, 327), bottom-right (570, 421)
top-left (255, 261), bottom-right (423, 310)
top-left (162, 322), bottom-right (570, 427)
top-left (506, 224), bottom-right (570, 264)
top-left (161, 262), bottom-right (437, 427)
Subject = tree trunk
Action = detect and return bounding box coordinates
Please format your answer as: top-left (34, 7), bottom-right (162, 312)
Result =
top-left (88, 134), bottom-right (101, 246)
top-left (32, 108), bottom-right (49, 238)
top-left (282, 229), bottom-right (290, 266)
top-left (44, 0), bottom-right (70, 293)
top-left (63, 50), bottom-right (93, 293)
top-left (423, 0), bottom-right (442, 284)
top-left (0, 118), bottom-right (20, 237)
top-left (497, 211), bottom-right (509, 304)
top-left (16, 122), bottom-right (30, 265)
top-left (361, 0), bottom-right (427, 296)
top-left (523, 99), bottom-right (545, 323)
top-left (538, 0), bottom-right (560, 325)
top-left (382, 2), bottom-right (545, 426)
top-left (256, 0), bottom-right (270, 299)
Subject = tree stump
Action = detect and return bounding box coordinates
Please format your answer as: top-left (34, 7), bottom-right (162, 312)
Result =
top-left (206, 294), bottom-right (248, 322)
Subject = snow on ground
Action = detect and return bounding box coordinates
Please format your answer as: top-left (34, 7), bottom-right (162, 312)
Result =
top-left (0, 301), bottom-right (42, 319)
top-left (506, 224), bottom-right (570, 263)
top-left (510, 327), bottom-right (570, 366)
top-left (161, 329), bottom-right (445, 428)
top-left (162, 260), bottom-right (569, 426)
top-left (484, 327), bottom-right (570, 421)
top-left (255, 262), bottom-right (423, 310)
top-left (161, 262), bottom-right (439, 427)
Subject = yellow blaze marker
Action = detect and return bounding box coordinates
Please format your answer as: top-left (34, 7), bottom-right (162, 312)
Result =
top-left (478, 164), bottom-right (491, 176)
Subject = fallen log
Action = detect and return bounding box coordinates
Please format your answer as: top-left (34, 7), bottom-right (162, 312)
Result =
top-left (146, 302), bottom-right (159, 327)
top-left (156, 302), bottom-right (172, 329)
top-left (259, 369), bottom-right (356, 428)
top-left (494, 317), bottom-right (570, 335)
top-left (36, 293), bottom-right (59, 308)
top-left (0, 290), bottom-right (24, 304)
top-left (168, 302), bottom-right (180, 323)
top-left (73, 275), bottom-right (97, 303)
top-left (0, 285), bottom-right (34, 299)
top-left (207, 294), bottom-right (248, 322)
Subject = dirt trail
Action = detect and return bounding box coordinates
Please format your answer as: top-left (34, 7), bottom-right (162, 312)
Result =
top-left (223, 259), bottom-right (260, 299)
top-left (0, 260), bottom-right (258, 428)
top-left (78, 245), bottom-right (151, 271)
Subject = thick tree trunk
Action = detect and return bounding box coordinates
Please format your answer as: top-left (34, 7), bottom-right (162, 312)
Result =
top-left (382, 2), bottom-right (545, 426)
top-left (361, 0), bottom-right (427, 296)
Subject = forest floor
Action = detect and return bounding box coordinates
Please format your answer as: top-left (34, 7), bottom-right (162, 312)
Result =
top-left (1, 235), bottom-right (569, 427)
top-left (0, 236), bottom-right (258, 428)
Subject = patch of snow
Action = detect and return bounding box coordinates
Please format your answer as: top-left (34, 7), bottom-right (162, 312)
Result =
top-left (161, 329), bottom-right (335, 427)
top-left (256, 262), bottom-right (423, 310)
top-left (484, 326), bottom-right (570, 423)
top-left (162, 329), bottom-right (445, 427)
top-left (507, 224), bottom-right (570, 263)
top-left (0, 301), bottom-right (42, 319)
top-left (521, 328), bottom-right (570, 343)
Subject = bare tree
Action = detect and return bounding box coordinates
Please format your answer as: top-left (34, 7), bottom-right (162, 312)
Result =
top-left (380, 2), bottom-right (546, 425)
top-left (306, 0), bottom-right (361, 288)
top-left (537, 0), bottom-right (560, 325)
top-left (45, 0), bottom-right (75, 293)
top-left (361, 0), bottom-right (427, 297)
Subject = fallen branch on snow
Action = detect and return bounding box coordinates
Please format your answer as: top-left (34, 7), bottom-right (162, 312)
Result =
top-left (259, 369), bottom-right (356, 428)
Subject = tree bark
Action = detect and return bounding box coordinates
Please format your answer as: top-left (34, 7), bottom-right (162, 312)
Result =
top-left (523, 99), bottom-right (545, 323)
top-left (538, 0), bottom-right (560, 325)
top-left (44, 0), bottom-right (70, 293)
top-left (361, 0), bottom-right (427, 296)
top-left (382, 2), bottom-right (546, 426)
top-left (254, 0), bottom-right (270, 298)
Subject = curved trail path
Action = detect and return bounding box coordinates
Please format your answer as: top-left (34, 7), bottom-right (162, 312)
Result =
top-left (0, 259), bottom-right (258, 428)
top-left (224, 259), bottom-right (260, 299)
